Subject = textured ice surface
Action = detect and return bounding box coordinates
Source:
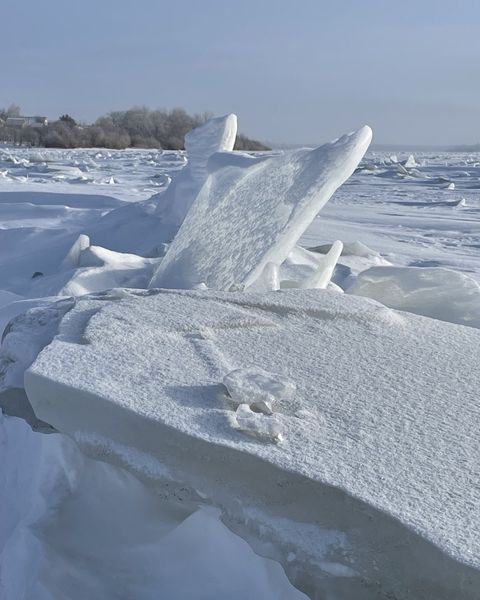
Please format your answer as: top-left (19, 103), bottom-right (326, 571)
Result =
top-left (24, 288), bottom-right (480, 598)
top-left (348, 265), bottom-right (480, 328)
top-left (2, 141), bottom-right (480, 598)
top-left (150, 126), bottom-right (372, 290)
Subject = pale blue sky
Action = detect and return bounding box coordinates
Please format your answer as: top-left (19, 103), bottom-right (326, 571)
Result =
top-left (2, 0), bottom-right (479, 145)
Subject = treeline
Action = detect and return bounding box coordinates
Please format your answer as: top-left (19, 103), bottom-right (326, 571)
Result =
top-left (0, 104), bottom-right (270, 151)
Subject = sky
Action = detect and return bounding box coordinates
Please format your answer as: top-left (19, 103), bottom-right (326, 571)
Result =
top-left (1, 0), bottom-right (479, 146)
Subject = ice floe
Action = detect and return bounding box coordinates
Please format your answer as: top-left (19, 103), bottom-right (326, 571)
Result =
top-left (347, 265), bottom-right (480, 328)
top-left (18, 288), bottom-right (480, 599)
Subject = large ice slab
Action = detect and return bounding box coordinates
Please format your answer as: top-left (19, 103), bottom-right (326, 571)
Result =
top-left (154, 114), bottom-right (238, 227)
top-left (24, 288), bottom-right (480, 598)
top-left (150, 126), bottom-right (372, 290)
top-left (347, 265), bottom-right (480, 328)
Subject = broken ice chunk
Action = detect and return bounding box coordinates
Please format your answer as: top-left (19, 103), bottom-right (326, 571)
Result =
top-left (247, 262), bottom-right (280, 292)
top-left (62, 234), bottom-right (90, 269)
top-left (234, 403), bottom-right (282, 442)
top-left (150, 125), bottom-right (372, 291)
top-left (403, 154), bottom-right (417, 168)
top-left (300, 240), bottom-right (343, 290)
top-left (223, 367), bottom-right (296, 409)
top-left (251, 399), bottom-right (273, 415)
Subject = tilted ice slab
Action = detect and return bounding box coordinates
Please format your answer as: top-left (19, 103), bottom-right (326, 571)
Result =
top-left (24, 288), bottom-right (480, 599)
top-left (154, 114), bottom-right (238, 228)
top-left (150, 126), bottom-right (372, 290)
top-left (73, 114), bottom-right (238, 260)
top-left (348, 265), bottom-right (480, 328)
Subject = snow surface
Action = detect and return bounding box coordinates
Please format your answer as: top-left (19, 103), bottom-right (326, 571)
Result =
top-left (1, 124), bottom-right (480, 599)
top-left (24, 287), bottom-right (480, 599)
top-left (150, 126), bottom-right (372, 290)
top-left (0, 411), bottom-right (305, 600)
top-left (301, 150), bottom-right (480, 283)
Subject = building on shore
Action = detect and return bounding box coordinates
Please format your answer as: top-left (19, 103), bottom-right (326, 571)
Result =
top-left (5, 116), bottom-right (48, 128)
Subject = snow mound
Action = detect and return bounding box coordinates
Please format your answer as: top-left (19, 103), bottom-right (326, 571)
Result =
top-left (150, 126), bottom-right (372, 290)
top-left (347, 266), bottom-right (480, 328)
top-left (89, 197), bottom-right (171, 257)
top-left (59, 245), bottom-right (156, 297)
top-left (23, 287), bottom-right (480, 598)
top-left (0, 411), bottom-right (304, 600)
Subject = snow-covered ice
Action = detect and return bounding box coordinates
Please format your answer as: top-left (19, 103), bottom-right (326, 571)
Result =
top-left (347, 265), bottom-right (480, 328)
top-left (153, 113), bottom-right (237, 227)
top-left (150, 126), bottom-right (372, 290)
top-left (0, 411), bottom-right (305, 600)
top-left (21, 287), bottom-right (480, 599)
top-left (1, 116), bottom-right (480, 599)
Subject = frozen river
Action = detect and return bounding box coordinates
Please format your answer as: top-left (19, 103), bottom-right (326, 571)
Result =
top-left (2, 144), bottom-right (479, 281)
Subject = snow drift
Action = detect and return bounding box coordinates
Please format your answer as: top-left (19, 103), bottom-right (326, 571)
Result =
top-left (0, 410), bottom-right (305, 600)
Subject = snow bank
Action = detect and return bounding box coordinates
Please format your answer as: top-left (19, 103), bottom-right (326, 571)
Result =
top-left (150, 126), bottom-right (372, 290)
top-left (0, 411), bottom-right (303, 600)
top-left (348, 266), bottom-right (480, 328)
top-left (24, 288), bottom-right (480, 599)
